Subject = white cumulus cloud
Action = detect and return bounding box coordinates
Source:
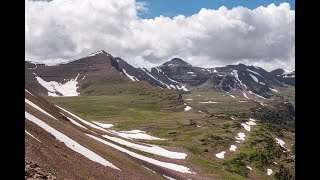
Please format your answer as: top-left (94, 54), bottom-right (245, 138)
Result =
top-left (25, 0), bottom-right (295, 71)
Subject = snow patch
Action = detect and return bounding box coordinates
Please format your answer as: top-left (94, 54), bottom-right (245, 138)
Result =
top-left (86, 134), bottom-right (194, 174)
top-left (235, 132), bottom-right (246, 141)
top-left (259, 82), bottom-right (266, 85)
top-left (241, 123), bottom-right (251, 131)
top-left (246, 121), bottom-right (256, 125)
top-left (267, 169), bottom-right (273, 175)
top-left (229, 145), bottom-right (237, 151)
top-left (25, 112), bottom-right (119, 170)
top-left (35, 74), bottom-right (80, 96)
top-left (186, 99), bottom-right (193, 101)
top-left (247, 166), bottom-right (253, 170)
top-left (275, 138), bottom-right (288, 150)
top-left (184, 106), bottom-right (192, 111)
top-left (215, 151), bottom-right (226, 159)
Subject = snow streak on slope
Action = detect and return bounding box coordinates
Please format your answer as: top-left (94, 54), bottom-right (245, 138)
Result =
top-left (25, 98), bottom-right (57, 120)
top-left (122, 69), bottom-right (139, 81)
top-left (163, 175), bottom-right (176, 180)
top-left (198, 101), bottom-right (219, 104)
top-left (269, 87), bottom-right (278, 92)
top-left (25, 89), bottom-right (35, 97)
top-left (35, 74), bottom-right (80, 96)
top-left (246, 69), bottom-right (262, 77)
top-left (249, 74), bottom-right (259, 83)
top-left (55, 105), bottom-right (109, 133)
top-left (242, 92), bottom-right (249, 99)
top-left (142, 68), bottom-right (171, 89)
top-left (232, 70), bottom-right (247, 89)
top-left (108, 130), bottom-right (164, 140)
top-left (59, 112), bottom-right (88, 130)
top-left (102, 135), bottom-right (187, 159)
top-left (275, 138), bottom-right (289, 151)
top-left (248, 90), bottom-right (267, 99)
top-left (92, 121), bottom-right (114, 129)
top-left (86, 134), bottom-right (194, 174)
top-left (25, 130), bottom-right (42, 143)
top-left (25, 112), bottom-right (120, 170)
top-left (88, 50), bottom-right (103, 57)
top-left (229, 94), bottom-right (236, 98)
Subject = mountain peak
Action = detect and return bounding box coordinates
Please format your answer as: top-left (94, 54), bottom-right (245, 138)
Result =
top-left (87, 50), bottom-right (109, 57)
top-left (163, 58), bottom-right (192, 67)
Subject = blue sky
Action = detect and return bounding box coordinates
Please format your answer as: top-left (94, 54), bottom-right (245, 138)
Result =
top-left (137, 0), bottom-right (295, 18)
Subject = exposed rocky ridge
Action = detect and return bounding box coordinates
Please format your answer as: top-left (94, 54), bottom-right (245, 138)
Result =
top-left (25, 161), bottom-right (56, 180)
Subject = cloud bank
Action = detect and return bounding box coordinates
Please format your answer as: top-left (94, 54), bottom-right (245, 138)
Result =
top-left (25, 0), bottom-right (295, 71)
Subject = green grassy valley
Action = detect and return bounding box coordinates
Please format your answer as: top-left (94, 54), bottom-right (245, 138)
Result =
top-left (47, 89), bottom-right (295, 180)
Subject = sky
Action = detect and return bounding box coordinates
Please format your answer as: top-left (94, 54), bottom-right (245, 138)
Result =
top-left (25, 0), bottom-right (295, 71)
top-left (137, 0), bottom-right (295, 19)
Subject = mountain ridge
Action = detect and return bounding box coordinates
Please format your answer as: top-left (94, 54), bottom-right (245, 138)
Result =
top-left (25, 50), bottom-right (295, 100)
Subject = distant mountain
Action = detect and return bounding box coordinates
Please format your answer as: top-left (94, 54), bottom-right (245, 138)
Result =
top-left (25, 50), bottom-right (294, 100)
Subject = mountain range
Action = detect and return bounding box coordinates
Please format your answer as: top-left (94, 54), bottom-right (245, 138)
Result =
top-left (25, 50), bottom-right (295, 100)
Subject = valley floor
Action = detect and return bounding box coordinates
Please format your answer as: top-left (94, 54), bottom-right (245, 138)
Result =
top-left (40, 91), bottom-right (295, 179)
